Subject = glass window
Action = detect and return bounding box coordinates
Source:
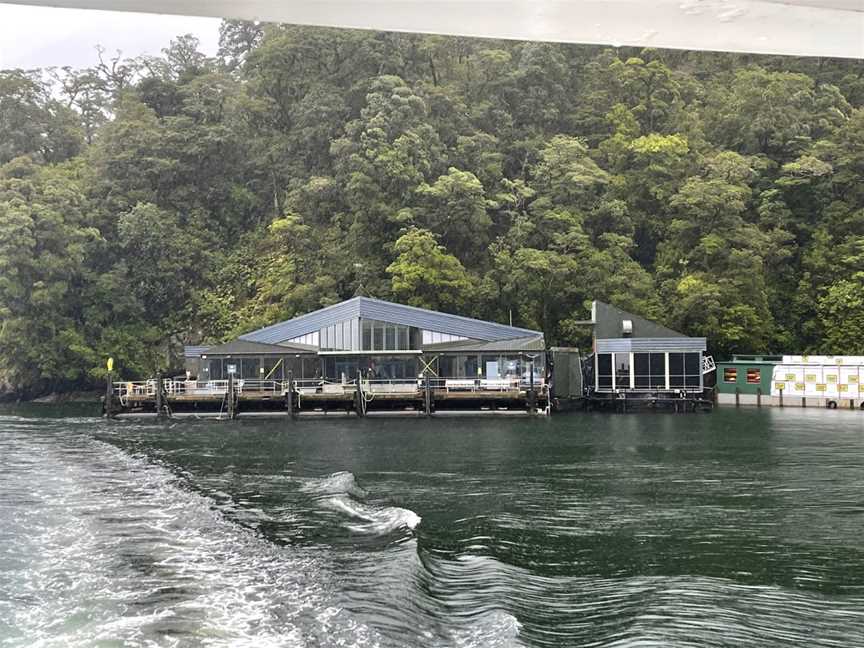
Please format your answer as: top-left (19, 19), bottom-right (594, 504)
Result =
top-left (374, 356), bottom-right (418, 380)
top-left (670, 352), bottom-right (702, 388)
top-left (302, 357), bottom-right (320, 380)
top-left (349, 319), bottom-right (359, 351)
top-left (241, 357), bottom-right (260, 379)
top-left (284, 355), bottom-right (303, 381)
top-left (385, 326), bottom-right (396, 350)
top-left (398, 327), bottom-right (409, 350)
top-left (261, 357), bottom-right (284, 380)
top-left (362, 320), bottom-right (372, 350)
top-left (685, 353), bottom-right (701, 375)
top-left (374, 325), bottom-right (384, 350)
top-left (650, 353), bottom-right (665, 388)
top-left (502, 356), bottom-right (521, 379)
top-left (747, 368), bottom-right (761, 384)
top-left (334, 358), bottom-right (360, 382)
top-left (462, 355), bottom-right (479, 378)
top-left (615, 353), bottom-right (631, 389)
top-left (669, 352), bottom-right (684, 388)
top-left (635, 352), bottom-right (667, 388)
top-left (685, 353), bottom-right (702, 387)
top-left (724, 367), bottom-right (738, 383)
top-left (438, 356), bottom-right (454, 377)
top-left (634, 353), bottom-right (650, 388)
top-left (597, 353), bottom-right (613, 389)
top-left (209, 359), bottom-right (223, 380)
top-left (323, 357), bottom-right (336, 380)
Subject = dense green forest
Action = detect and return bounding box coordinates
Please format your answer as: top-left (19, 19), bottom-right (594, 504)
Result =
top-left (1, 21), bottom-right (863, 396)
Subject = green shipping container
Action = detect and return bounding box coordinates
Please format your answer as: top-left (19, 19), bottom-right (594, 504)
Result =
top-left (715, 355), bottom-right (782, 396)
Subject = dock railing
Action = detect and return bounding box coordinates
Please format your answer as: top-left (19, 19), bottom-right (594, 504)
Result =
top-left (113, 375), bottom-right (548, 403)
top-left (114, 378), bottom-right (290, 400)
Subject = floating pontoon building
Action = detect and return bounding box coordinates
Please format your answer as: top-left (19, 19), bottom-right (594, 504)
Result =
top-left (585, 301), bottom-right (714, 410)
top-left (112, 297), bottom-right (552, 417)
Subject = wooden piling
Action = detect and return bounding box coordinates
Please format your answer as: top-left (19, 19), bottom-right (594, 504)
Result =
top-left (227, 373), bottom-right (236, 419)
top-left (424, 374), bottom-right (432, 416)
top-left (757, 387), bottom-right (762, 408)
top-left (155, 372), bottom-right (165, 418)
top-left (735, 387), bottom-right (740, 407)
top-left (355, 370), bottom-right (365, 417)
top-left (286, 370), bottom-right (295, 418)
top-left (527, 359), bottom-right (536, 414)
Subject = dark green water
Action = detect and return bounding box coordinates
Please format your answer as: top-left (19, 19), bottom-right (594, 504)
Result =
top-left (1, 406), bottom-right (863, 647)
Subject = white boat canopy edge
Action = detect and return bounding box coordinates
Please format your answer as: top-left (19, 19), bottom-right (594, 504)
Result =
top-left (3, 0), bottom-right (864, 59)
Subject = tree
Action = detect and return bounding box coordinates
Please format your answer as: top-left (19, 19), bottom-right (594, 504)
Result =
top-left (0, 71), bottom-right (83, 164)
top-left (818, 274), bottom-right (864, 355)
top-left (386, 228), bottom-right (473, 312)
top-left (414, 167), bottom-right (491, 265)
top-left (0, 158), bottom-right (100, 392)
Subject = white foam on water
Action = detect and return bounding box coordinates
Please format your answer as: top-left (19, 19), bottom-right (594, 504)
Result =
top-left (300, 471), bottom-right (421, 536)
top-left (299, 470), bottom-right (368, 499)
top-left (0, 425), bottom-right (382, 648)
top-left (450, 610), bottom-right (524, 648)
top-left (325, 495), bottom-right (422, 535)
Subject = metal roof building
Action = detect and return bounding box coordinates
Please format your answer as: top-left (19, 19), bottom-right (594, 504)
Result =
top-left (187, 297), bottom-right (545, 383)
top-left (589, 300), bottom-right (709, 395)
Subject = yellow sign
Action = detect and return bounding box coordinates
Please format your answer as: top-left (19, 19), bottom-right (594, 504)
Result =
top-left (795, 382), bottom-right (805, 391)
top-left (775, 382), bottom-right (785, 390)
top-left (849, 375), bottom-right (859, 384)
top-left (827, 375), bottom-right (837, 383)
top-left (805, 374), bottom-right (817, 382)
top-left (785, 373), bottom-right (796, 381)
top-left (839, 384), bottom-right (849, 392)
top-left (816, 384), bottom-right (827, 392)
top-left (107, 357), bottom-right (114, 372)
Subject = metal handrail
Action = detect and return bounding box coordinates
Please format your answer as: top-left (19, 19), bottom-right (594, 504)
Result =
top-left (113, 375), bottom-right (549, 398)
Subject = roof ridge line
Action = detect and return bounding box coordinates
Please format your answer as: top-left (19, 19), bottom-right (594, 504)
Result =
top-left (355, 296), bottom-right (540, 336)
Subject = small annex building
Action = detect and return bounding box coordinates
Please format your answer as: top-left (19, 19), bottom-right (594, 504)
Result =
top-left (587, 301), bottom-right (711, 399)
top-left (185, 296), bottom-right (546, 387)
top-left (715, 355), bottom-right (782, 406)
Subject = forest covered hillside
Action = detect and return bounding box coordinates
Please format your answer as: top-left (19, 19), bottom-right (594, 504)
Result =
top-left (1, 21), bottom-right (863, 396)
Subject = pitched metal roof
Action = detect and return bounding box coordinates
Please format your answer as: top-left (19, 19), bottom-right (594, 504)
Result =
top-left (183, 345), bottom-right (210, 358)
top-left (592, 301), bottom-right (688, 339)
top-left (421, 335), bottom-right (546, 353)
top-left (239, 297), bottom-right (540, 345)
top-left (203, 339), bottom-right (317, 355)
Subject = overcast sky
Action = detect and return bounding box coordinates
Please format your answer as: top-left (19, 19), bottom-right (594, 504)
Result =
top-left (0, 3), bottom-right (220, 70)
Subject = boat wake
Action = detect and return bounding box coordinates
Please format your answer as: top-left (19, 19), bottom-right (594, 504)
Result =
top-left (300, 471), bottom-right (422, 537)
top-left (0, 424), bottom-right (382, 648)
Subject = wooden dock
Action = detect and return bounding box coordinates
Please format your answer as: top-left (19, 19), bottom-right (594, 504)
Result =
top-left (103, 376), bottom-right (550, 419)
